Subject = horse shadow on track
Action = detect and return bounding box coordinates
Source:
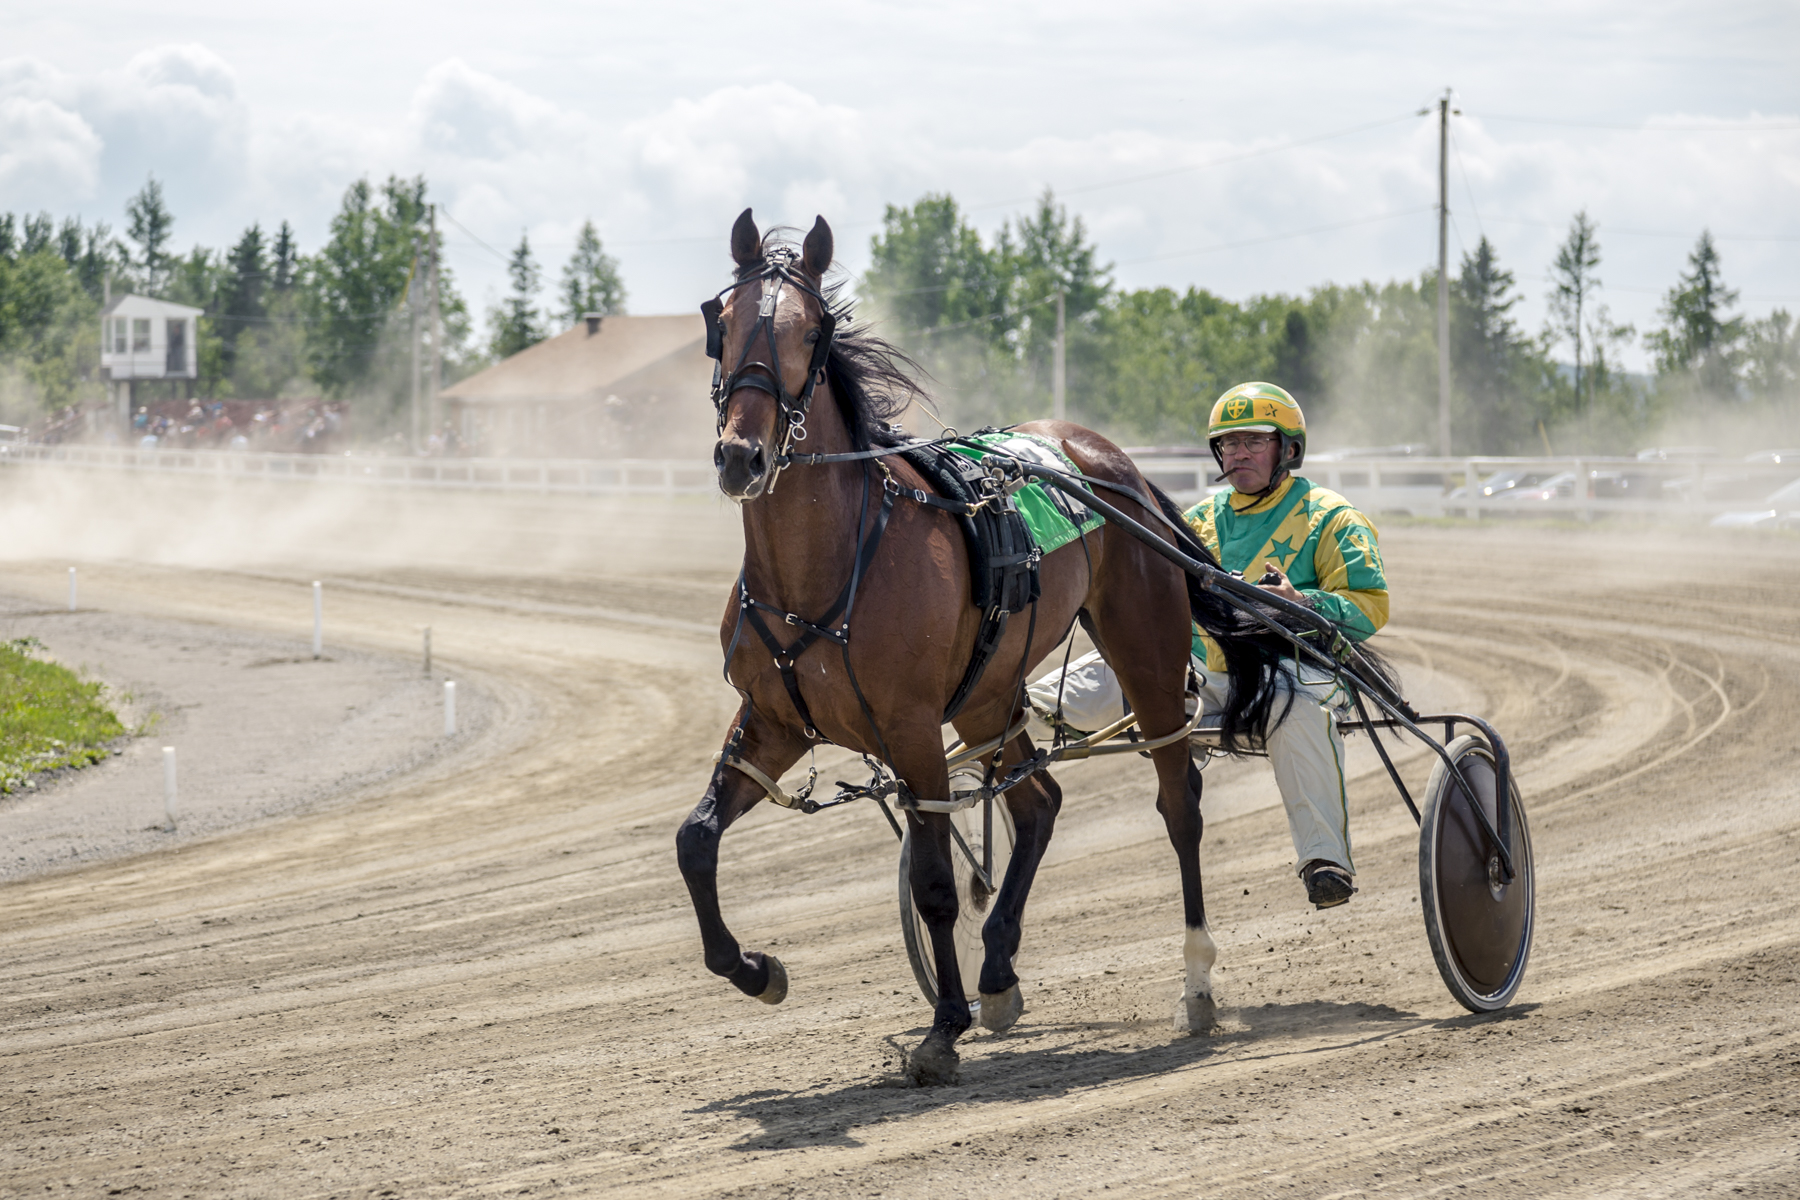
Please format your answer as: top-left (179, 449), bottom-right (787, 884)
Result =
top-left (692, 997), bottom-right (1510, 1152)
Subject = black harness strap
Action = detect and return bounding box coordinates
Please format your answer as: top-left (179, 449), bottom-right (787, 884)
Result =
top-left (734, 469), bottom-right (896, 741)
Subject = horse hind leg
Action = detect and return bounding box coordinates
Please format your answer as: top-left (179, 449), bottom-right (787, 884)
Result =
top-left (1168, 756), bottom-right (1220, 1034)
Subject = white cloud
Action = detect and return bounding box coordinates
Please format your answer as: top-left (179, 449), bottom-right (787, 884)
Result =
top-left (0, 45), bottom-right (248, 229)
top-left (0, 96), bottom-right (102, 209)
top-left (1, 12), bottom-right (1793, 369)
top-left (409, 59), bottom-right (575, 162)
top-left (623, 83), bottom-right (875, 227)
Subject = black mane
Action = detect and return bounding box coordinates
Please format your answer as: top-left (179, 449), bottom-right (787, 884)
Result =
top-left (746, 229), bottom-right (933, 452)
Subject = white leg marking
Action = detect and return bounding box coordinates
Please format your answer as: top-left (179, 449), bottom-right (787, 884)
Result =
top-left (1173, 925), bottom-right (1219, 1033)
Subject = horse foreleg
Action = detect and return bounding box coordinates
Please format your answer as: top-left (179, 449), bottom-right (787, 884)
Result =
top-left (976, 749), bottom-right (1062, 1034)
top-left (1157, 751), bottom-right (1218, 1033)
top-left (905, 810), bottom-right (973, 1085)
top-left (675, 716), bottom-right (806, 1003)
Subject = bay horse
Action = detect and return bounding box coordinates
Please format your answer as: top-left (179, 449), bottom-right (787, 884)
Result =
top-left (676, 210), bottom-right (1293, 1085)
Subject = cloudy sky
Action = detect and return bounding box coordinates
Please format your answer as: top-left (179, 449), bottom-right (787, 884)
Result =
top-left (4, 0), bottom-right (1796, 370)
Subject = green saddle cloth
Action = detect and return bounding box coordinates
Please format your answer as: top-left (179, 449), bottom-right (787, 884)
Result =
top-left (947, 431), bottom-right (1103, 555)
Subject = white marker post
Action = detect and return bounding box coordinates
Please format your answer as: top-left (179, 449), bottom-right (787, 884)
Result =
top-left (443, 680), bottom-right (457, 736)
top-left (312, 581), bottom-right (323, 659)
top-left (422, 626), bottom-right (432, 677)
top-left (162, 746), bottom-right (178, 830)
top-left (68, 567), bottom-right (77, 612)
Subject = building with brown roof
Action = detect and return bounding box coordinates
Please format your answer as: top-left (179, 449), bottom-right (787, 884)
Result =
top-left (440, 314), bottom-right (714, 458)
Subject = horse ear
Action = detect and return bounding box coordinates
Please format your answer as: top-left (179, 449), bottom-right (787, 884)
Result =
top-left (730, 208), bottom-right (761, 267)
top-left (802, 215), bottom-right (833, 277)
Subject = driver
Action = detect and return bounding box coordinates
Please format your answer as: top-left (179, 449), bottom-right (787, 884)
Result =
top-left (1027, 382), bottom-right (1389, 909)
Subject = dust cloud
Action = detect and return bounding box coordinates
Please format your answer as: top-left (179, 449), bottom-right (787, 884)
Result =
top-left (0, 465), bottom-right (746, 581)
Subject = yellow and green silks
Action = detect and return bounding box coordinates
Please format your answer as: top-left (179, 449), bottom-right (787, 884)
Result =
top-left (1183, 475), bottom-right (1389, 669)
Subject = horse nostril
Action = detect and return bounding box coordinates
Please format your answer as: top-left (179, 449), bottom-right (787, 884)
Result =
top-left (748, 447), bottom-right (767, 478)
top-left (713, 442), bottom-right (727, 470)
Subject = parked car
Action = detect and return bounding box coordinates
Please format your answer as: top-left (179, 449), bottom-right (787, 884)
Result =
top-left (1709, 479), bottom-right (1800, 531)
top-left (1492, 471), bottom-right (1579, 504)
top-left (1743, 450), bottom-right (1800, 465)
top-left (1449, 467), bottom-right (1561, 500)
top-left (1635, 446), bottom-right (1722, 462)
top-left (1662, 466), bottom-right (1800, 504)
top-left (1308, 444), bottom-right (1429, 461)
top-left (1588, 469), bottom-right (1669, 500)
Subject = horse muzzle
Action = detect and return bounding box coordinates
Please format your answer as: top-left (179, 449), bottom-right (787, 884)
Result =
top-left (714, 438), bottom-right (769, 500)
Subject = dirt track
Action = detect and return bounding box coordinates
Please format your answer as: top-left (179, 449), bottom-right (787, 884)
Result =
top-left (3, 478), bottom-right (1799, 1198)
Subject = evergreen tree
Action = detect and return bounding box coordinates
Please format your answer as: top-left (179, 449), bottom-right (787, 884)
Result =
top-left (1452, 237), bottom-right (1540, 452)
top-left (217, 224), bottom-right (269, 386)
top-left (489, 232), bottom-right (545, 359)
top-left (271, 221), bottom-right (298, 292)
top-left (1647, 230), bottom-right (1744, 399)
top-left (125, 175), bottom-right (175, 296)
top-left (558, 221), bottom-right (626, 325)
top-left (1546, 210), bottom-right (1602, 418)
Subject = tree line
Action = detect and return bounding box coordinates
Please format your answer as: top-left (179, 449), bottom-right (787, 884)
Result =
top-left (0, 175), bottom-right (625, 433)
top-left (860, 192), bottom-right (1799, 453)
top-left (3, 175), bottom-right (1794, 453)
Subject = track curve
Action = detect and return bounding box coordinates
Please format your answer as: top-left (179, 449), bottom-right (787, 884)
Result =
top-left (2, 496), bottom-right (1798, 1199)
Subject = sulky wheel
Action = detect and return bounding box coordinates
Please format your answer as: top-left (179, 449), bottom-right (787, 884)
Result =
top-left (1419, 733), bottom-right (1535, 1012)
top-left (898, 799), bottom-right (1017, 1009)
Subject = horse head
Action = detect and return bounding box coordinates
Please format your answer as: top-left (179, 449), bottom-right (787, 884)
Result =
top-left (707, 208), bottom-right (837, 500)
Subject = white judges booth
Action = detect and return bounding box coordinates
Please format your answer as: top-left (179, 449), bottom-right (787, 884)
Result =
top-left (100, 293), bottom-right (202, 422)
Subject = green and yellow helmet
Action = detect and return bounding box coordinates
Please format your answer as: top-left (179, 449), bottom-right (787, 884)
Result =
top-left (1206, 382), bottom-right (1307, 471)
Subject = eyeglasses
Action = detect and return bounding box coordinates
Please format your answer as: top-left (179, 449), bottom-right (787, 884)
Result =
top-left (1216, 433), bottom-right (1275, 453)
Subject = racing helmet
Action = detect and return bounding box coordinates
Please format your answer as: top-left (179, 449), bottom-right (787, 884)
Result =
top-left (1207, 382), bottom-right (1307, 472)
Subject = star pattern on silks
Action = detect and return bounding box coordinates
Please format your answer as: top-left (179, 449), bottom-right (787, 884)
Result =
top-left (1268, 535), bottom-right (1299, 568)
top-left (1302, 494), bottom-right (1331, 518)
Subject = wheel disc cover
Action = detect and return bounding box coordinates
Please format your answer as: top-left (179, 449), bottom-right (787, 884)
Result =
top-left (1434, 752), bottom-right (1529, 994)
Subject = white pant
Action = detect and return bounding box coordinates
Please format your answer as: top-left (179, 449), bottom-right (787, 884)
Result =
top-left (1025, 651), bottom-right (1355, 875)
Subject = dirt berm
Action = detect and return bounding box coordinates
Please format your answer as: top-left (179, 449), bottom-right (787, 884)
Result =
top-left (1, 471), bottom-right (1796, 1198)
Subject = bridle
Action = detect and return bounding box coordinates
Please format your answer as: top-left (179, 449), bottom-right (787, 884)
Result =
top-left (702, 248), bottom-right (840, 494)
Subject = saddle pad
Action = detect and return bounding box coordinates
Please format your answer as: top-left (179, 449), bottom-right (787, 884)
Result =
top-left (948, 431), bottom-right (1103, 555)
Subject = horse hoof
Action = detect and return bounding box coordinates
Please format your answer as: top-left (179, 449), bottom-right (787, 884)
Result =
top-left (1174, 990), bottom-right (1218, 1035)
top-left (907, 1032), bottom-right (961, 1086)
top-left (756, 954), bottom-right (788, 1005)
top-left (979, 984), bottom-right (1024, 1033)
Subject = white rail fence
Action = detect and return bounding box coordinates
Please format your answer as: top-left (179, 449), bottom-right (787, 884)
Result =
top-left (2, 442), bottom-right (1787, 519)
top-left (0, 443), bottom-right (717, 496)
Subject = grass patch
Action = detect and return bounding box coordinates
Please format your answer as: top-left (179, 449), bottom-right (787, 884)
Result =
top-left (1, 637), bottom-right (126, 794)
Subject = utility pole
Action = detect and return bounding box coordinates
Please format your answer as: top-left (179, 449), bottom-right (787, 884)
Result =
top-left (428, 205), bottom-right (443, 443)
top-left (410, 236), bottom-right (423, 455)
top-left (1052, 289), bottom-right (1067, 422)
top-left (1436, 88), bottom-right (1453, 457)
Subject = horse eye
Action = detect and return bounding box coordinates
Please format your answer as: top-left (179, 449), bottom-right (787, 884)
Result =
top-left (804, 330), bottom-right (821, 344)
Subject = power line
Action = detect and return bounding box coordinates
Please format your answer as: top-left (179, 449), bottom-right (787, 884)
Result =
top-left (1118, 206), bottom-right (1435, 265)
top-left (1479, 214), bottom-right (1800, 242)
top-left (963, 112), bottom-right (1421, 214)
top-left (438, 209), bottom-right (510, 262)
top-left (1476, 113), bottom-right (1800, 132)
top-left (1514, 272), bottom-right (1800, 301)
top-left (1450, 126), bottom-right (1486, 240)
